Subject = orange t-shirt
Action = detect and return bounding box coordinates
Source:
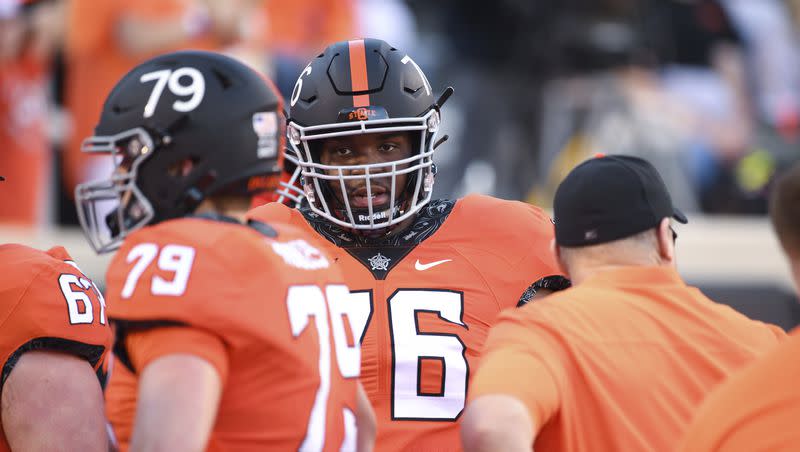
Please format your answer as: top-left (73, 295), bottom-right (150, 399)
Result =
top-left (0, 54), bottom-right (50, 225)
top-left (0, 245), bottom-right (112, 452)
top-left (470, 266), bottom-right (785, 452)
top-left (247, 195), bottom-right (565, 452)
top-left (104, 216), bottom-right (359, 451)
top-left (63, 0), bottom-right (221, 194)
top-left (678, 327), bottom-right (800, 451)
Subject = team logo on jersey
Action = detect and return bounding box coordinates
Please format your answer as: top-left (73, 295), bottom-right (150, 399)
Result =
top-left (271, 239), bottom-right (329, 270)
top-left (252, 111), bottom-right (278, 159)
top-left (368, 253), bottom-right (391, 271)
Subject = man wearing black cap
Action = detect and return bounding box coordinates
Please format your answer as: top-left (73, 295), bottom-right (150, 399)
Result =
top-left (460, 155), bottom-right (785, 452)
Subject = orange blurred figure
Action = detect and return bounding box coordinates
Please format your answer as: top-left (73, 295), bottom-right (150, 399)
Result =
top-left (262, 0), bottom-right (355, 57)
top-left (0, 0), bottom-right (63, 225)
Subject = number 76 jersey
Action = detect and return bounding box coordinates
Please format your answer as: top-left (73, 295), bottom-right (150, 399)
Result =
top-left (248, 194), bottom-right (565, 451)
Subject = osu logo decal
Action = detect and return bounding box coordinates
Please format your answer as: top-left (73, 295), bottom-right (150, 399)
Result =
top-left (347, 107), bottom-right (379, 121)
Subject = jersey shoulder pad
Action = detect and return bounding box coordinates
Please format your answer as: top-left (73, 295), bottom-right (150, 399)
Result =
top-left (263, 222), bottom-right (334, 273)
top-left (44, 245), bottom-right (73, 262)
top-left (246, 201), bottom-right (296, 224)
top-left (0, 244), bottom-right (103, 328)
top-left (0, 245), bottom-right (111, 388)
top-left (123, 217), bottom-right (240, 249)
top-left (108, 220), bottom-right (247, 305)
top-left (457, 194), bottom-right (553, 227)
top-left (451, 194), bottom-right (555, 246)
top-left (106, 218), bottom-right (303, 344)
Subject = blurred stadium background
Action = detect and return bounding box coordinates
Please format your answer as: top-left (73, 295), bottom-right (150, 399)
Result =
top-left (1, 0), bottom-right (798, 329)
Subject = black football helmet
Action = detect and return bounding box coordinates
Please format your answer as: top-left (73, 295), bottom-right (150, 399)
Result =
top-left (75, 50), bottom-right (284, 253)
top-left (286, 38), bottom-right (452, 230)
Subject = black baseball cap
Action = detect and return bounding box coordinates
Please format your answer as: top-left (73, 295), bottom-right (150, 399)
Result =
top-left (554, 154), bottom-right (688, 247)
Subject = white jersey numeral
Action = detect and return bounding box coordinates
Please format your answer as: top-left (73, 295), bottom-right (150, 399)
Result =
top-left (388, 290), bottom-right (467, 420)
top-left (140, 67), bottom-right (205, 118)
top-left (58, 264), bottom-right (107, 326)
top-left (328, 287), bottom-right (372, 378)
top-left (345, 288), bottom-right (469, 421)
top-left (120, 243), bottom-right (196, 298)
top-left (286, 284), bottom-right (360, 452)
top-left (287, 285), bottom-right (333, 452)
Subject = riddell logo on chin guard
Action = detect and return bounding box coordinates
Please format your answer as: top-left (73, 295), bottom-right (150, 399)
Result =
top-left (357, 206), bottom-right (402, 222)
top-left (358, 210), bottom-right (390, 222)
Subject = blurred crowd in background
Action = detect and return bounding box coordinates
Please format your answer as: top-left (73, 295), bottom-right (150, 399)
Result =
top-left (2, 0), bottom-right (800, 227)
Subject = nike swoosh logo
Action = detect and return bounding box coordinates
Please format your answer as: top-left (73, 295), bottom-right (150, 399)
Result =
top-left (415, 259), bottom-right (452, 271)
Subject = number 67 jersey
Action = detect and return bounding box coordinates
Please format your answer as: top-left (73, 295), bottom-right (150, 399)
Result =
top-left (0, 245), bottom-right (112, 451)
top-left (104, 216), bottom-right (361, 451)
top-left (248, 194), bottom-right (566, 451)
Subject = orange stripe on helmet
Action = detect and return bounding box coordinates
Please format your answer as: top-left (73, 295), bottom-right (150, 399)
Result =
top-left (348, 39), bottom-right (370, 107)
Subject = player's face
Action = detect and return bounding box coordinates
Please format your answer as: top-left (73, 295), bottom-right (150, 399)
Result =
top-left (104, 135), bottom-right (159, 234)
top-left (319, 132), bottom-right (413, 209)
top-left (111, 137), bottom-right (147, 212)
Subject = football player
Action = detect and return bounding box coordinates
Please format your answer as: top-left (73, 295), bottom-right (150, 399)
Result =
top-left (0, 178), bottom-right (112, 451)
top-left (247, 38), bottom-right (568, 451)
top-left (75, 50), bottom-right (374, 451)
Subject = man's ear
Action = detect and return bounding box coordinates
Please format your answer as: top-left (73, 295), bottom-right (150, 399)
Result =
top-left (656, 218), bottom-right (675, 265)
top-left (552, 239), bottom-right (569, 276)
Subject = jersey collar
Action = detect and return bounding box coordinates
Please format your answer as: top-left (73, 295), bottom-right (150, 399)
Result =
top-left (300, 198), bottom-right (456, 248)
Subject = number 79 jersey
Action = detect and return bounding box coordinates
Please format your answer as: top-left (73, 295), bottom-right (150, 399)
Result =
top-left (104, 217), bottom-right (360, 451)
top-left (248, 194), bottom-right (565, 451)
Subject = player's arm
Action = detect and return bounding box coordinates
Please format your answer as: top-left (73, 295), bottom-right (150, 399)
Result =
top-left (461, 395), bottom-right (534, 452)
top-left (130, 354), bottom-right (222, 452)
top-left (1, 350), bottom-right (107, 452)
top-left (126, 327), bottom-right (229, 452)
top-left (516, 275), bottom-right (571, 307)
top-left (355, 382), bottom-right (376, 452)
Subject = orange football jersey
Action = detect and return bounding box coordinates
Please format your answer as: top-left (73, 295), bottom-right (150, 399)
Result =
top-left (248, 195), bottom-right (564, 451)
top-left (0, 245), bottom-right (112, 452)
top-left (104, 215), bottom-right (360, 451)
